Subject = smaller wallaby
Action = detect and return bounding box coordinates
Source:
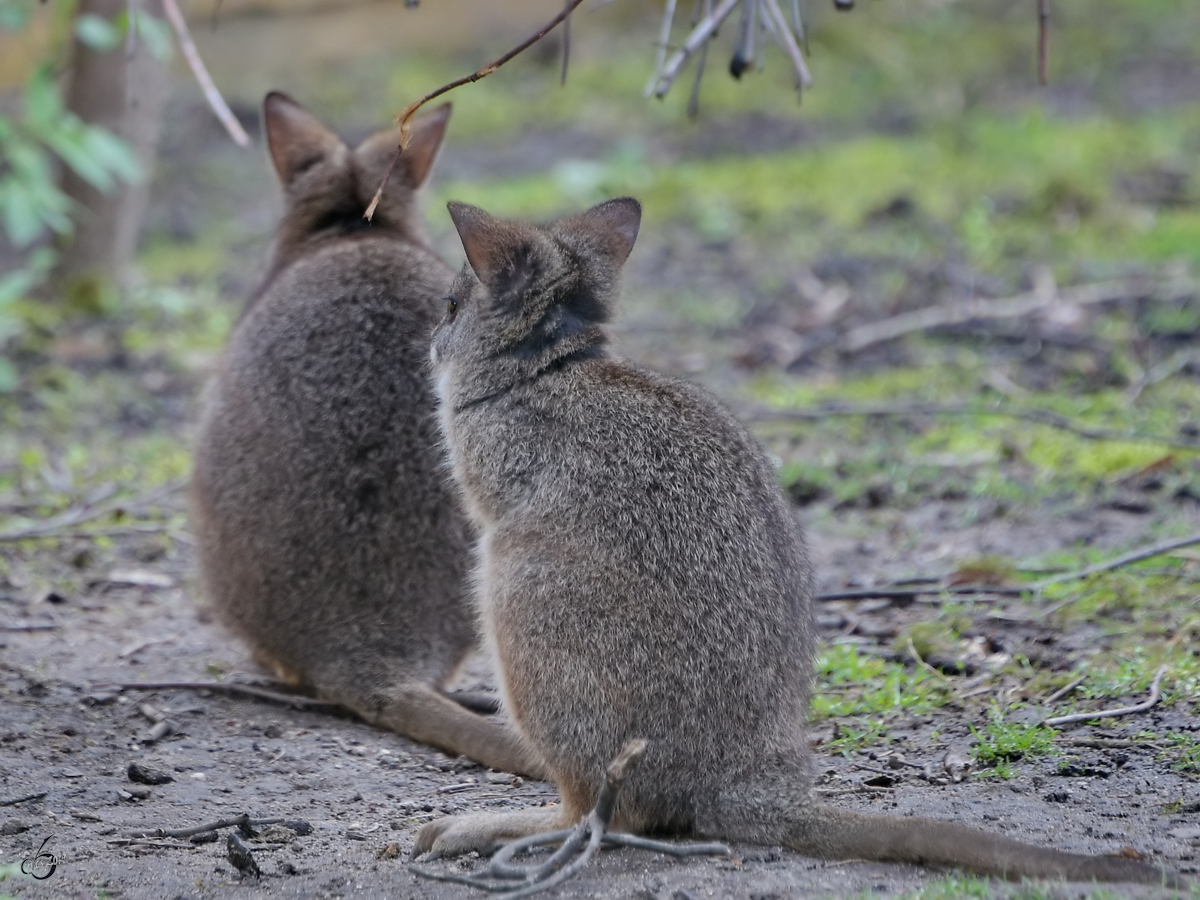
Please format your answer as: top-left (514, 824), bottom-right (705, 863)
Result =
top-left (189, 93), bottom-right (544, 779)
top-left (416, 197), bottom-right (1186, 888)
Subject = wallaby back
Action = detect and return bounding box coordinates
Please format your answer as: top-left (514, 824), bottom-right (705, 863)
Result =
top-left (416, 198), bottom-right (1186, 888)
top-left (189, 93), bottom-right (543, 778)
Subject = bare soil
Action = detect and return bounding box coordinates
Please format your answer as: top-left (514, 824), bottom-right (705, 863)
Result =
top-left (3, 30), bottom-right (1200, 900)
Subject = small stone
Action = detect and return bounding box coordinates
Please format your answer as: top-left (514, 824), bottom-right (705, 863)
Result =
top-left (128, 762), bottom-right (174, 785)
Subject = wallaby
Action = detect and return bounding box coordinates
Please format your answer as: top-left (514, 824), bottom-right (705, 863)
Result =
top-left (189, 92), bottom-right (544, 779)
top-left (415, 197), bottom-right (1186, 888)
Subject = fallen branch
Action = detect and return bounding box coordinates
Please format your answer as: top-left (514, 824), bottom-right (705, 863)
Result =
top-left (1042, 665), bottom-right (1168, 727)
top-left (0, 791), bottom-right (47, 807)
top-left (1043, 675), bottom-right (1085, 706)
top-left (124, 814), bottom-right (283, 840)
top-left (818, 531), bottom-right (1200, 605)
top-left (94, 681), bottom-right (343, 711)
top-left (748, 402), bottom-right (1200, 453)
top-left (1034, 531), bottom-right (1200, 588)
top-left (109, 838), bottom-right (195, 849)
top-left (366, 0), bottom-right (586, 220)
top-left (412, 739), bottom-right (728, 897)
top-left (837, 278), bottom-right (1151, 356)
top-left (0, 623), bottom-right (57, 632)
top-left (160, 0), bottom-right (250, 147)
top-left (0, 478), bottom-right (186, 543)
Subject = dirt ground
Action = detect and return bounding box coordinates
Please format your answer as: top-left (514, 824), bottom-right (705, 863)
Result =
top-left (4, 10), bottom-right (1200, 898)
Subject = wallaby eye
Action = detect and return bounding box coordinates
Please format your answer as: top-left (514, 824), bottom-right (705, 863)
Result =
top-left (444, 296), bottom-right (458, 319)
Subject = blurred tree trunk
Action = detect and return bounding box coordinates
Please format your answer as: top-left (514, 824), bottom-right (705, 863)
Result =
top-left (54, 0), bottom-right (169, 308)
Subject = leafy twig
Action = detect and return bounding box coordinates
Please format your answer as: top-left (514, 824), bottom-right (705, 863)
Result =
top-left (160, 0), bottom-right (250, 147)
top-left (1042, 665), bottom-right (1168, 727)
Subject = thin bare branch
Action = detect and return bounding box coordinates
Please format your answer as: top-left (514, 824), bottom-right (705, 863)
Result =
top-left (1034, 531), bottom-right (1200, 588)
top-left (644, 0), bottom-right (680, 97)
top-left (160, 0), bottom-right (250, 147)
top-left (366, 0), bottom-right (587, 220)
top-left (560, 0), bottom-right (572, 86)
top-left (747, 402), bottom-right (1200, 453)
top-left (94, 680), bottom-right (343, 710)
top-left (653, 0), bottom-right (742, 98)
top-left (125, 814), bottom-right (283, 840)
top-left (0, 477), bottom-right (186, 543)
top-left (1037, 0), bottom-right (1050, 85)
top-left (1042, 665), bottom-right (1167, 727)
top-left (762, 0), bottom-right (812, 88)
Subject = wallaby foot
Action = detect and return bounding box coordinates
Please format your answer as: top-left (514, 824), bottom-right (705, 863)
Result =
top-left (352, 681), bottom-right (549, 780)
top-left (415, 808), bottom-right (567, 859)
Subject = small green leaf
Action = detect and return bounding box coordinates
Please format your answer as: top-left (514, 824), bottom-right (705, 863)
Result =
top-left (75, 13), bottom-right (121, 51)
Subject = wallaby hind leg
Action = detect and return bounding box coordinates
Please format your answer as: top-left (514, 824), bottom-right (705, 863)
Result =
top-left (350, 681), bottom-right (548, 780)
top-left (416, 808), bottom-right (568, 859)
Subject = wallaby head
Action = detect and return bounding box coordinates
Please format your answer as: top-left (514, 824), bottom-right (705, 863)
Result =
top-left (261, 91), bottom-right (451, 270)
top-left (433, 198), bottom-right (640, 405)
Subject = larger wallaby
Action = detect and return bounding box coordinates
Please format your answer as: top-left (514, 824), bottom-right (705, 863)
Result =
top-left (415, 197), bottom-right (1186, 887)
top-left (189, 93), bottom-right (544, 778)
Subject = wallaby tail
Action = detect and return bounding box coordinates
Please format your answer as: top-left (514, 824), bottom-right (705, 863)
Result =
top-left (787, 804), bottom-right (1188, 889)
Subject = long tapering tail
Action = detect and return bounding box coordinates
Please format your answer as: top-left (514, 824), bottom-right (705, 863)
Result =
top-left (786, 805), bottom-right (1188, 889)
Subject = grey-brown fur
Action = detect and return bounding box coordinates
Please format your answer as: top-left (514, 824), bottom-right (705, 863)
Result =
top-left (189, 93), bottom-right (543, 778)
top-left (416, 198), bottom-right (1186, 888)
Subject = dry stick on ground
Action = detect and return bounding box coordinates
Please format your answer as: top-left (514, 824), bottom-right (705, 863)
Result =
top-left (0, 477), bottom-right (187, 543)
top-left (125, 814), bottom-right (284, 840)
top-left (0, 791), bottom-right (47, 807)
top-left (749, 402), bottom-right (1200, 453)
top-left (364, 0), bottom-right (587, 221)
top-left (412, 739), bottom-right (729, 897)
top-left (837, 278), bottom-right (1161, 357)
top-left (1043, 675), bottom-right (1086, 706)
top-left (160, 0), bottom-right (249, 147)
top-left (95, 680), bottom-right (344, 711)
top-left (816, 531), bottom-right (1200, 603)
top-left (1042, 665), bottom-right (1168, 728)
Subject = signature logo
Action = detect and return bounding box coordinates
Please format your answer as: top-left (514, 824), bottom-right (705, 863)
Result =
top-left (20, 835), bottom-right (57, 880)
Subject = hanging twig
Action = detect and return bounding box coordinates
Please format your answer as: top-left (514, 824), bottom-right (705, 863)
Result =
top-left (560, 0), bottom-right (572, 86)
top-left (412, 739), bottom-right (728, 897)
top-left (93, 680), bottom-right (343, 710)
top-left (366, 0), bottom-right (587, 220)
top-left (1042, 665), bottom-right (1168, 727)
top-left (1037, 0), bottom-right (1050, 85)
top-left (644, 0), bottom-right (680, 96)
top-left (747, 402), bottom-right (1200, 453)
top-left (762, 0), bottom-right (812, 88)
top-left (160, 0), bottom-right (250, 147)
top-left (687, 0), bottom-right (712, 119)
top-left (653, 0), bottom-right (742, 99)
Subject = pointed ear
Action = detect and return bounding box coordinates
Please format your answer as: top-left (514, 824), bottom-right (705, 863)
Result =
top-left (448, 201), bottom-right (509, 287)
top-left (263, 91), bottom-right (344, 185)
top-left (402, 103), bottom-right (451, 188)
top-left (355, 103), bottom-right (451, 189)
top-left (577, 197), bottom-right (641, 265)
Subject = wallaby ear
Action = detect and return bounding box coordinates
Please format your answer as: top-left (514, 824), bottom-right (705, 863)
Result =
top-left (402, 103), bottom-right (452, 188)
top-left (577, 197), bottom-right (641, 266)
top-left (355, 103), bottom-right (451, 188)
top-left (448, 201), bottom-right (515, 288)
top-left (263, 91), bottom-right (344, 185)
